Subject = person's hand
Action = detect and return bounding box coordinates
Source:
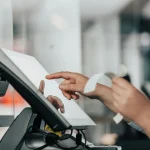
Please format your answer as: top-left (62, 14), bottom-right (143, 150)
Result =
top-left (39, 80), bottom-right (65, 113)
top-left (46, 72), bottom-right (100, 100)
top-left (45, 72), bottom-right (150, 137)
top-left (112, 77), bottom-right (150, 124)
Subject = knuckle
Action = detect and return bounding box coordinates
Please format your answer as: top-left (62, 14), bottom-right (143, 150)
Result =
top-left (113, 77), bottom-right (119, 83)
top-left (127, 87), bottom-right (135, 98)
top-left (60, 71), bottom-right (65, 76)
top-left (118, 78), bottom-right (124, 83)
top-left (121, 99), bottom-right (128, 105)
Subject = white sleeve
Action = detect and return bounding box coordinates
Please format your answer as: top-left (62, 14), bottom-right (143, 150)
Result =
top-left (128, 122), bottom-right (144, 133)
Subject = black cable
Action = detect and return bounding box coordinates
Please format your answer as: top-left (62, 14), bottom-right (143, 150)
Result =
top-left (55, 129), bottom-right (87, 150)
top-left (59, 129), bottom-right (73, 141)
top-left (55, 130), bottom-right (80, 150)
top-left (25, 126), bottom-right (48, 150)
top-left (16, 126), bottom-right (48, 150)
top-left (80, 130), bottom-right (87, 149)
top-left (26, 126), bottom-right (76, 150)
top-left (25, 126), bottom-right (86, 150)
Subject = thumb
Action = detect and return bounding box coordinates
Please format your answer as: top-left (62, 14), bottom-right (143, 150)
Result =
top-left (59, 83), bottom-right (84, 93)
top-left (39, 80), bottom-right (45, 94)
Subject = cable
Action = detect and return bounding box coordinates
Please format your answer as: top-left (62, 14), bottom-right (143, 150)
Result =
top-left (55, 129), bottom-right (87, 150)
top-left (80, 130), bottom-right (87, 149)
top-left (16, 126), bottom-right (48, 150)
top-left (55, 130), bottom-right (80, 150)
top-left (25, 126), bottom-right (48, 150)
top-left (25, 126), bottom-right (86, 150)
top-left (25, 126), bottom-right (75, 150)
top-left (59, 129), bottom-right (73, 141)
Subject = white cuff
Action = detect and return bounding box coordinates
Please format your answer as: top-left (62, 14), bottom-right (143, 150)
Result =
top-left (128, 122), bottom-right (144, 133)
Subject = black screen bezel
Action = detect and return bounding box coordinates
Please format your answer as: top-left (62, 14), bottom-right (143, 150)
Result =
top-left (0, 61), bottom-right (71, 131)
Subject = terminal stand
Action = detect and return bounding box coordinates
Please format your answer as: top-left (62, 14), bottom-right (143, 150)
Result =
top-left (0, 51), bottom-right (121, 150)
top-left (0, 108), bottom-right (34, 150)
top-left (0, 108), bottom-right (120, 150)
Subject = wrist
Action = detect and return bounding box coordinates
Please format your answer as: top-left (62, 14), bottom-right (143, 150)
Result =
top-left (95, 84), bottom-right (111, 101)
top-left (139, 116), bottom-right (150, 138)
top-left (134, 102), bottom-right (150, 137)
top-left (84, 83), bottom-right (101, 99)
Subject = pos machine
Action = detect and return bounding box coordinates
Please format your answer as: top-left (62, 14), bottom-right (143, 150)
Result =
top-left (0, 49), bottom-right (121, 150)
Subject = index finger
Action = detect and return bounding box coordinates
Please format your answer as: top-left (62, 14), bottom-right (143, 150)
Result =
top-left (46, 71), bottom-right (75, 80)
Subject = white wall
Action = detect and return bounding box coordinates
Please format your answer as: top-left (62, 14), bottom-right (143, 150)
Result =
top-left (27, 0), bottom-right (82, 74)
top-left (83, 15), bottom-right (121, 78)
top-left (82, 15), bottom-right (121, 116)
top-left (122, 33), bottom-right (142, 89)
top-left (0, 0), bottom-right (13, 49)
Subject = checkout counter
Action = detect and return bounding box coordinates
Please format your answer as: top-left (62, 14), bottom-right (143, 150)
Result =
top-left (0, 48), bottom-right (121, 150)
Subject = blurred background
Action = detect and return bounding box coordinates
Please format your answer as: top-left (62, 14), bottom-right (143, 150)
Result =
top-left (0, 0), bottom-right (150, 149)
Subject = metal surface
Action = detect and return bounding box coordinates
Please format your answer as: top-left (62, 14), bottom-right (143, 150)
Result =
top-left (0, 116), bottom-right (14, 127)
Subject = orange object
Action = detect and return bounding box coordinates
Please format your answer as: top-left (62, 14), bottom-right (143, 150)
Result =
top-left (0, 89), bottom-right (27, 106)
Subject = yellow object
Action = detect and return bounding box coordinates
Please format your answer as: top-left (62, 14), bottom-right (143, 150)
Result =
top-left (45, 124), bottom-right (62, 137)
